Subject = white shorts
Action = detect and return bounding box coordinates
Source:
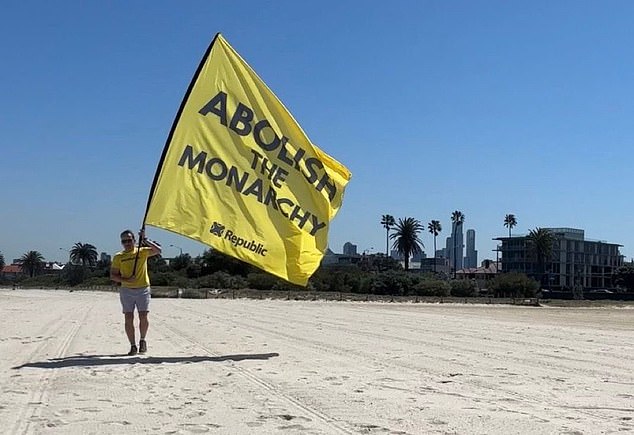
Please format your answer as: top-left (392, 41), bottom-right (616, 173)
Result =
top-left (119, 287), bottom-right (151, 313)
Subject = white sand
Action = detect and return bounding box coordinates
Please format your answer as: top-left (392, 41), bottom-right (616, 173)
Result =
top-left (0, 289), bottom-right (632, 434)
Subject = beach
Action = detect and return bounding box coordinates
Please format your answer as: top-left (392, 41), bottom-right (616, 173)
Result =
top-left (0, 289), bottom-right (632, 434)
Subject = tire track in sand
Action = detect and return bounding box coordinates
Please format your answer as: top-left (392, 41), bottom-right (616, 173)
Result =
top-left (171, 302), bottom-right (624, 428)
top-left (154, 310), bottom-right (354, 435)
top-left (10, 300), bottom-right (96, 435)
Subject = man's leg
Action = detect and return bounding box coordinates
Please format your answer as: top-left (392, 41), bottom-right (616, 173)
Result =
top-left (124, 312), bottom-right (138, 355)
top-left (124, 312), bottom-right (136, 345)
top-left (137, 287), bottom-right (151, 354)
top-left (139, 311), bottom-right (149, 339)
top-left (138, 311), bottom-right (149, 353)
top-left (120, 288), bottom-right (138, 355)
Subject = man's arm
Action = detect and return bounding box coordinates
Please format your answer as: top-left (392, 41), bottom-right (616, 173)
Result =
top-left (142, 238), bottom-right (162, 257)
top-left (110, 266), bottom-right (123, 283)
top-left (139, 229), bottom-right (162, 257)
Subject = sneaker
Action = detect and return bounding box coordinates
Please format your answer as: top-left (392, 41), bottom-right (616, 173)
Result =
top-left (139, 340), bottom-right (147, 354)
top-left (127, 344), bottom-right (138, 356)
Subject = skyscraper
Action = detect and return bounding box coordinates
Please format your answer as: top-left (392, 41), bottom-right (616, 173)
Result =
top-left (411, 251), bottom-right (427, 262)
top-left (449, 223), bottom-right (464, 271)
top-left (343, 242), bottom-right (357, 256)
top-left (445, 235), bottom-right (453, 267)
top-left (464, 229), bottom-right (477, 268)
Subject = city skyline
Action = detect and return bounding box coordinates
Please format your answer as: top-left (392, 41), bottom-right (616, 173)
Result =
top-left (3, 2), bottom-right (634, 265)
top-left (336, 223), bottom-right (626, 267)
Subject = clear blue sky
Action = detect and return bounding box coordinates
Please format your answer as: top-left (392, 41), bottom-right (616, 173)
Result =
top-left (2, 1), bottom-right (634, 265)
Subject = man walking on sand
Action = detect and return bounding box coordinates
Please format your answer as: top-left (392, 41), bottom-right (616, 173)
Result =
top-left (110, 229), bottom-right (161, 356)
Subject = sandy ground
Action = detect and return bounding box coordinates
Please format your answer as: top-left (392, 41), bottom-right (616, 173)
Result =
top-left (0, 289), bottom-right (632, 435)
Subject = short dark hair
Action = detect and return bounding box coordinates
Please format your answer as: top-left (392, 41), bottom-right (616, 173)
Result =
top-left (120, 229), bottom-right (135, 239)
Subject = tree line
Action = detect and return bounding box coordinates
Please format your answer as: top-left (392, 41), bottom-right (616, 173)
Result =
top-left (380, 211), bottom-right (518, 274)
top-left (3, 213), bottom-right (633, 295)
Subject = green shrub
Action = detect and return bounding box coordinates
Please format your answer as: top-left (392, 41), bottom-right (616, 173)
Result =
top-left (80, 276), bottom-right (112, 287)
top-left (247, 272), bottom-right (279, 290)
top-left (171, 275), bottom-right (191, 288)
top-left (18, 274), bottom-right (64, 288)
top-left (196, 271), bottom-right (247, 289)
top-left (272, 278), bottom-right (306, 292)
top-left (613, 265), bottom-right (634, 291)
top-left (185, 263), bottom-right (202, 279)
top-left (414, 279), bottom-right (450, 297)
top-left (450, 280), bottom-right (478, 297)
top-left (367, 271), bottom-right (421, 296)
top-left (64, 266), bottom-right (86, 286)
top-left (150, 271), bottom-right (190, 287)
top-left (200, 249), bottom-right (255, 276)
top-left (489, 273), bottom-right (539, 298)
top-left (309, 270), bottom-right (363, 293)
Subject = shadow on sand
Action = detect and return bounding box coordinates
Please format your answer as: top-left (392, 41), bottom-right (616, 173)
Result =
top-left (13, 352), bottom-right (280, 369)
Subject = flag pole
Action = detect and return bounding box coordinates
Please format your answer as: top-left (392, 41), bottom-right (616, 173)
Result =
top-left (142, 33), bottom-right (221, 225)
top-left (130, 224), bottom-right (145, 280)
top-left (131, 33), bottom-right (221, 279)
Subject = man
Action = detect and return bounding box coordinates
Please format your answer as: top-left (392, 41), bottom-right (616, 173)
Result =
top-left (110, 229), bottom-right (161, 356)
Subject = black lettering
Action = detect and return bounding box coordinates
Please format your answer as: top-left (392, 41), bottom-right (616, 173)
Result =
top-left (289, 206), bottom-right (311, 229)
top-left (242, 178), bottom-right (264, 203)
top-left (263, 187), bottom-right (278, 210)
top-left (291, 147), bottom-right (306, 170)
top-left (315, 174), bottom-right (337, 201)
top-left (226, 166), bottom-right (249, 192)
top-left (253, 119), bottom-right (281, 151)
top-left (259, 157), bottom-right (278, 180)
top-left (178, 145), bottom-right (207, 173)
top-left (205, 158), bottom-right (227, 181)
top-left (271, 167), bottom-right (288, 188)
top-left (198, 91), bottom-right (228, 125)
top-left (249, 149), bottom-right (263, 170)
top-left (309, 215), bottom-right (327, 236)
top-left (229, 103), bottom-right (253, 136)
top-left (303, 157), bottom-right (323, 183)
top-left (277, 136), bottom-right (294, 166)
top-left (277, 198), bottom-right (294, 218)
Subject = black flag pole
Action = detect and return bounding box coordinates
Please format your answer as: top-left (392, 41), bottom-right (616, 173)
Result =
top-left (142, 33), bottom-right (221, 225)
top-left (130, 224), bottom-right (146, 280)
top-left (129, 34), bottom-right (222, 281)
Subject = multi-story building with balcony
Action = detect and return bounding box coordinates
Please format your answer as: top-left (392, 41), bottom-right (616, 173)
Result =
top-left (494, 228), bottom-right (623, 290)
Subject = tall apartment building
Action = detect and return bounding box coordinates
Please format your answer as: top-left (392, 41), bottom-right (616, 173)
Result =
top-left (390, 249), bottom-right (403, 261)
top-left (464, 229), bottom-right (478, 268)
top-left (494, 228), bottom-right (623, 290)
top-left (446, 223), bottom-right (464, 271)
top-left (444, 236), bottom-right (452, 264)
top-left (343, 242), bottom-right (358, 256)
top-left (411, 251), bottom-right (427, 262)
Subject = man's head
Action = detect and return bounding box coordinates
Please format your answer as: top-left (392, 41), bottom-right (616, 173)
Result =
top-left (120, 230), bottom-right (135, 251)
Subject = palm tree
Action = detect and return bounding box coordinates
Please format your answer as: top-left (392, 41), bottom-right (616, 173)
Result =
top-left (380, 214), bottom-right (396, 256)
top-left (451, 210), bottom-right (465, 277)
top-left (504, 214), bottom-right (517, 238)
top-left (427, 220), bottom-right (442, 273)
top-left (70, 242), bottom-right (98, 269)
top-left (526, 227), bottom-right (554, 287)
top-left (390, 217), bottom-right (424, 271)
top-left (19, 251), bottom-right (44, 277)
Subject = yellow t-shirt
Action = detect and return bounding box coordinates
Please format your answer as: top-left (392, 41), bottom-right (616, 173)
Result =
top-left (112, 247), bottom-right (152, 288)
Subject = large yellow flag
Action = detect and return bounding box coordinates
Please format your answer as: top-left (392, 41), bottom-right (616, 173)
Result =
top-left (144, 34), bottom-right (351, 285)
